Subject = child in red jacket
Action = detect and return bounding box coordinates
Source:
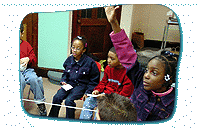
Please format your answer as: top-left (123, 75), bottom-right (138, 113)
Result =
top-left (20, 24), bottom-right (47, 116)
top-left (79, 47), bottom-right (134, 120)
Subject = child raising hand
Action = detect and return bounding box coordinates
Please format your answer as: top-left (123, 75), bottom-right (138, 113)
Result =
top-left (105, 6), bottom-right (178, 121)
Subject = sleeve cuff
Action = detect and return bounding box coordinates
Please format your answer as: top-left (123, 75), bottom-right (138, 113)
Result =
top-left (109, 29), bottom-right (127, 43)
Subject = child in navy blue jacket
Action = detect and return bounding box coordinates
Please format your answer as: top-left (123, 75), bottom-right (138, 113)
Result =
top-left (48, 36), bottom-right (100, 118)
top-left (105, 6), bottom-right (178, 121)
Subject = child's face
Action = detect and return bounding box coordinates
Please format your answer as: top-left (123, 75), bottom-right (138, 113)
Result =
top-left (143, 58), bottom-right (167, 92)
top-left (71, 39), bottom-right (86, 61)
top-left (107, 51), bottom-right (121, 68)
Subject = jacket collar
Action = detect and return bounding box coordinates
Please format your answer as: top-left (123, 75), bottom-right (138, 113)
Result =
top-left (140, 84), bottom-right (175, 107)
top-left (71, 53), bottom-right (87, 66)
top-left (160, 88), bottom-right (175, 107)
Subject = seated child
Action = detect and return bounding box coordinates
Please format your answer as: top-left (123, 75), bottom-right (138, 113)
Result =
top-left (79, 47), bottom-right (134, 120)
top-left (96, 93), bottom-right (137, 121)
top-left (20, 24), bottom-right (47, 116)
top-left (105, 6), bottom-right (178, 121)
top-left (48, 36), bottom-right (100, 119)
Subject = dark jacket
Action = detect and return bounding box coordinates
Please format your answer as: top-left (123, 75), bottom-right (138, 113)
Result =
top-left (61, 54), bottom-right (100, 94)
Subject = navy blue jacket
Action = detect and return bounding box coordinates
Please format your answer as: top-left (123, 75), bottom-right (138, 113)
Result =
top-left (128, 60), bottom-right (175, 121)
top-left (60, 54), bottom-right (100, 94)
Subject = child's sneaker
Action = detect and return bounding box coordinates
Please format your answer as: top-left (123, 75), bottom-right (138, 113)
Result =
top-left (37, 103), bottom-right (47, 116)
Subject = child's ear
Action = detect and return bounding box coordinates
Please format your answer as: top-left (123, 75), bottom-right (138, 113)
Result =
top-left (82, 48), bottom-right (86, 54)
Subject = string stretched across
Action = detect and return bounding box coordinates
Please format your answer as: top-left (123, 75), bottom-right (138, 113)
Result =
top-left (22, 99), bottom-right (98, 112)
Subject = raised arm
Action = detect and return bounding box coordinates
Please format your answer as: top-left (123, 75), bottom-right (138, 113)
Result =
top-left (104, 6), bottom-right (121, 34)
top-left (105, 6), bottom-right (137, 70)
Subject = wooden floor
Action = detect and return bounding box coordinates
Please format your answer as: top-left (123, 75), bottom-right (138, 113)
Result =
top-left (22, 78), bottom-right (84, 119)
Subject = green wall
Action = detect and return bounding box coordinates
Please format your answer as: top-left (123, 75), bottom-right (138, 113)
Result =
top-left (38, 12), bottom-right (70, 70)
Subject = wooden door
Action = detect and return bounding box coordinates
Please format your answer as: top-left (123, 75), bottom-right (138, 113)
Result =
top-left (72, 6), bottom-right (122, 60)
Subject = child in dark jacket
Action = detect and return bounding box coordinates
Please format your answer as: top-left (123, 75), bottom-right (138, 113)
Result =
top-left (79, 47), bottom-right (134, 120)
top-left (48, 36), bottom-right (100, 119)
top-left (105, 6), bottom-right (178, 121)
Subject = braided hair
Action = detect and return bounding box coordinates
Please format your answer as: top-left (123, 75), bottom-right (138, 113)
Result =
top-left (148, 51), bottom-right (178, 89)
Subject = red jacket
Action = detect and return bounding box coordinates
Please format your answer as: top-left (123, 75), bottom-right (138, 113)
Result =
top-left (94, 65), bottom-right (134, 98)
top-left (20, 40), bottom-right (37, 68)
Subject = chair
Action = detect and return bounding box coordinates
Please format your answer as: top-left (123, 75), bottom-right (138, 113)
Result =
top-left (161, 17), bottom-right (179, 50)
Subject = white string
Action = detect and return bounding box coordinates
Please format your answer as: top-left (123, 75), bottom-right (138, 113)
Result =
top-left (22, 99), bottom-right (98, 112)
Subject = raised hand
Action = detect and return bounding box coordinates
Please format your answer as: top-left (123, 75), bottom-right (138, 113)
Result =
top-left (104, 6), bottom-right (119, 23)
top-left (104, 6), bottom-right (121, 34)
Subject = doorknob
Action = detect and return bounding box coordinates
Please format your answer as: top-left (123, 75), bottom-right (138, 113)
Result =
top-left (77, 13), bottom-right (81, 24)
top-left (77, 19), bottom-right (81, 23)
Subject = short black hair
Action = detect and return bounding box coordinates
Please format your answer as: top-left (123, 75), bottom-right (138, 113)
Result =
top-left (20, 24), bottom-right (24, 33)
top-left (97, 93), bottom-right (137, 121)
top-left (109, 47), bottom-right (116, 54)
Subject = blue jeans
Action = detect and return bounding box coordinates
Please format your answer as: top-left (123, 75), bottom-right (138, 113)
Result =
top-left (20, 68), bottom-right (45, 103)
top-left (79, 96), bottom-right (97, 120)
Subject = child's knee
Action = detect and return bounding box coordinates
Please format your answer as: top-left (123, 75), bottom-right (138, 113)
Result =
top-left (27, 75), bottom-right (38, 85)
top-left (52, 93), bottom-right (63, 104)
top-left (37, 77), bottom-right (43, 83)
top-left (65, 98), bottom-right (75, 106)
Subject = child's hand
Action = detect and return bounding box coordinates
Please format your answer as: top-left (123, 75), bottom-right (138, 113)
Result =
top-left (61, 82), bottom-right (67, 85)
top-left (21, 63), bottom-right (27, 68)
top-left (20, 57), bottom-right (29, 65)
top-left (104, 6), bottom-right (121, 34)
top-left (92, 90), bottom-right (99, 95)
top-left (104, 6), bottom-right (119, 23)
